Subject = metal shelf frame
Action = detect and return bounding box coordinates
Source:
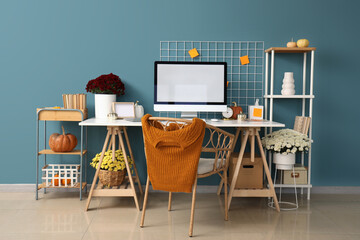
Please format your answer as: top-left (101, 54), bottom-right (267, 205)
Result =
top-left (36, 108), bottom-right (88, 200)
top-left (264, 47), bottom-right (315, 200)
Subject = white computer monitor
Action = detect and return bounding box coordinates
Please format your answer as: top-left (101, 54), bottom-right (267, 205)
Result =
top-left (154, 61), bottom-right (227, 118)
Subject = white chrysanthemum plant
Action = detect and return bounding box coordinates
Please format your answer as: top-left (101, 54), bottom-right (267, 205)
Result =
top-left (261, 129), bottom-right (311, 155)
top-left (262, 129), bottom-right (312, 170)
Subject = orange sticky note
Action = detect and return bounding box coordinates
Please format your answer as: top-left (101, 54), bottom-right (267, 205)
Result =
top-left (227, 81), bottom-right (229, 87)
top-left (188, 48), bottom-right (199, 58)
top-left (240, 55), bottom-right (250, 65)
top-left (253, 108), bottom-right (262, 117)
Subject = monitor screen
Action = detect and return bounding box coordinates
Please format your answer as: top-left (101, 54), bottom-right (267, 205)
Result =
top-left (154, 61), bottom-right (227, 113)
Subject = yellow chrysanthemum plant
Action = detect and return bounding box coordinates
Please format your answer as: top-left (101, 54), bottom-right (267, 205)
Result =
top-left (90, 150), bottom-right (133, 172)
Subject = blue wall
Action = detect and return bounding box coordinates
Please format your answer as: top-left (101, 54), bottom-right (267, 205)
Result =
top-left (1, 0), bottom-right (360, 186)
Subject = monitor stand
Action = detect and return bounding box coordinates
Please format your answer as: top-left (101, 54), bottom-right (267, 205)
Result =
top-left (180, 112), bottom-right (197, 119)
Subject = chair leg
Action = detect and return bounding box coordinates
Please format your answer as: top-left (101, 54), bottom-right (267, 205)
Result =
top-left (224, 171), bottom-right (228, 221)
top-left (168, 192), bottom-right (172, 211)
top-left (189, 177), bottom-right (198, 237)
top-left (140, 175), bottom-right (150, 227)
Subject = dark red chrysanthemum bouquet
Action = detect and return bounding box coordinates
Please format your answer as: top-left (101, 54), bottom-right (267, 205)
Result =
top-left (86, 73), bottom-right (125, 96)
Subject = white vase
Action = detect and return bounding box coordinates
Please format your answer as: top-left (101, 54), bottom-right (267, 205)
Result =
top-left (273, 152), bottom-right (295, 170)
top-left (281, 72), bottom-right (295, 95)
top-left (94, 94), bottom-right (116, 119)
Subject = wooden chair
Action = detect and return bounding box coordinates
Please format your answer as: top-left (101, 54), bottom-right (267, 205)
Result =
top-left (293, 116), bottom-right (311, 135)
top-left (140, 117), bottom-right (234, 237)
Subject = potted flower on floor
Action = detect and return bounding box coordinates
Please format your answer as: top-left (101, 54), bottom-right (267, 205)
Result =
top-left (86, 73), bottom-right (125, 119)
top-left (90, 150), bottom-right (133, 187)
top-left (261, 129), bottom-right (311, 170)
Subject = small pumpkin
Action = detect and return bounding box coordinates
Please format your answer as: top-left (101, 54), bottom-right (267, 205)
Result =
top-left (52, 174), bottom-right (60, 186)
top-left (52, 174), bottom-right (71, 186)
top-left (287, 38), bottom-right (297, 48)
top-left (61, 178), bottom-right (71, 186)
top-left (297, 39), bottom-right (309, 48)
top-left (230, 102), bottom-right (243, 119)
top-left (49, 126), bottom-right (77, 152)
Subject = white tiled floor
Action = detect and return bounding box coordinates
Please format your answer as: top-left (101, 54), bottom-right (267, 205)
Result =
top-left (1, 191), bottom-right (360, 239)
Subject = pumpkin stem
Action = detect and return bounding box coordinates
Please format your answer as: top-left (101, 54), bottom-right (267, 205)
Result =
top-left (62, 125), bottom-right (65, 135)
top-left (232, 101), bottom-right (237, 107)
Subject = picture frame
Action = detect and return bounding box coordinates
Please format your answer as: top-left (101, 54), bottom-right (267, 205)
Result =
top-left (112, 102), bottom-right (135, 119)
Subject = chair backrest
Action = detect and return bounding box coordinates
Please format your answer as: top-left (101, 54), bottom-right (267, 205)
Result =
top-left (293, 116), bottom-right (311, 135)
top-left (145, 117), bottom-right (234, 176)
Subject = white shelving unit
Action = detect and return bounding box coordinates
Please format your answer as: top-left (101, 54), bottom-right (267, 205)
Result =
top-left (264, 47), bottom-right (316, 200)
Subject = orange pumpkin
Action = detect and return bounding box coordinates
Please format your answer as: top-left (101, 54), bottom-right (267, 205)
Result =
top-left (61, 178), bottom-right (71, 186)
top-left (49, 126), bottom-right (77, 152)
top-left (52, 174), bottom-right (60, 186)
top-left (230, 102), bottom-right (243, 119)
top-left (52, 174), bottom-right (71, 186)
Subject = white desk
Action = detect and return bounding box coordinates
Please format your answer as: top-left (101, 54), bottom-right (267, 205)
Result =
top-left (80, 118), bottom-right (285, 212)
top-left (80, 117), bottom-right (284, 128)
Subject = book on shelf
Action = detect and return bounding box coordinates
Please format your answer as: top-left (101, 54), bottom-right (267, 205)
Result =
top-left (62, 94), bottom-right (87, 110)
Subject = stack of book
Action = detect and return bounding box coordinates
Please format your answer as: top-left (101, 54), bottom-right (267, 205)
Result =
top-left (62, 94), bottom-right (87, 109)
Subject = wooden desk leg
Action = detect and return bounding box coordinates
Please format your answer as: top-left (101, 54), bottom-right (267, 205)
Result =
top-left (123, 127), bottom-right (143, 195)
top-left (217, 127), bottom-right (241, 195)
top-left (85, 127), bottom-right (112, 211)
top-left (255, 129), bottom-right (280, 212)
top-left (118, 128), bottom-right (140, 211)
top-left (228, 129), bottom-right (250, 210)
top-left (250, 129), bottom-right (255, 162)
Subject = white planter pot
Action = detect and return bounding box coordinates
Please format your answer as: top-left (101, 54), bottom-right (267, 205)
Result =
top-left (273, 152), bottom-right (295, 170)
top-left (94, 94), bottom-right (116, 119)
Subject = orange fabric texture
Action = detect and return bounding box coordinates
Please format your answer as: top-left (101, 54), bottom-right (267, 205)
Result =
top-left (141, 114), bottom-right (206, 193)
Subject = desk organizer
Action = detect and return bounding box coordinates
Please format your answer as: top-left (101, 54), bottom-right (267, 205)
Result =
top-left (40, 164), bottom-right (80, 188)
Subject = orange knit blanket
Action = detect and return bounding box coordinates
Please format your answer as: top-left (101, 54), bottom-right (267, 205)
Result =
top-left (142, 114), bottom-right (206, 193)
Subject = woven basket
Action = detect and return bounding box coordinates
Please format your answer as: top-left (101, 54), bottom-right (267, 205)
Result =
top-left (99, 169), bottom-right (125, 187)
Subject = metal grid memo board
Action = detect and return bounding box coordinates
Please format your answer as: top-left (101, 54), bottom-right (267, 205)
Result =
top-left (158, 41), bottom-right (265, 119)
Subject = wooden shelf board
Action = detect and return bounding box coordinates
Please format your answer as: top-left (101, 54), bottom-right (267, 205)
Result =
top-left (37, 108), bottom-right (88, 121)
top-left (275, 184), bottom-right (312, 188)
top-left (264, 95), bottom-right (314, 99)
top-left (38, 149), bottom-right (87, 155)
top-left (38, 182), bottom-right (86, 190)
top-left (265, 47), bottom-right (316, 53)
top-left (92, 178), bottom-right (135, 197)
top-left (232, 188), bottom-right (272, 197)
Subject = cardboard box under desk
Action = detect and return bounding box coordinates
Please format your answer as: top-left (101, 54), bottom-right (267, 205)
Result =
top-left (229, 152), bottom-right (263, 189)
top-left (283, 164), bottom-right (308, 185)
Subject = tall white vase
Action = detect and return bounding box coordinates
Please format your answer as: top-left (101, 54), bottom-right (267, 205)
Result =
top-left (281, 72), bottom-right (295, 95)
top-left (94, 94), bottom-right (116, 119)
top-left (273, 152), bottom-right (295, 170)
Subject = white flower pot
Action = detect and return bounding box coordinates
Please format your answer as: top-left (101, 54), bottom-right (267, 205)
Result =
top-left (273, 152), bottom-right (295, 170)
top-left (94, 94), bottom-right (116, 119)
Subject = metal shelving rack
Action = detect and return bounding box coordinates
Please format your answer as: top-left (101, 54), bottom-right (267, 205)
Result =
top-left (264, 47), bottom-right (316, 200)
top-left (36, 108), bottom-right (88, 200)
